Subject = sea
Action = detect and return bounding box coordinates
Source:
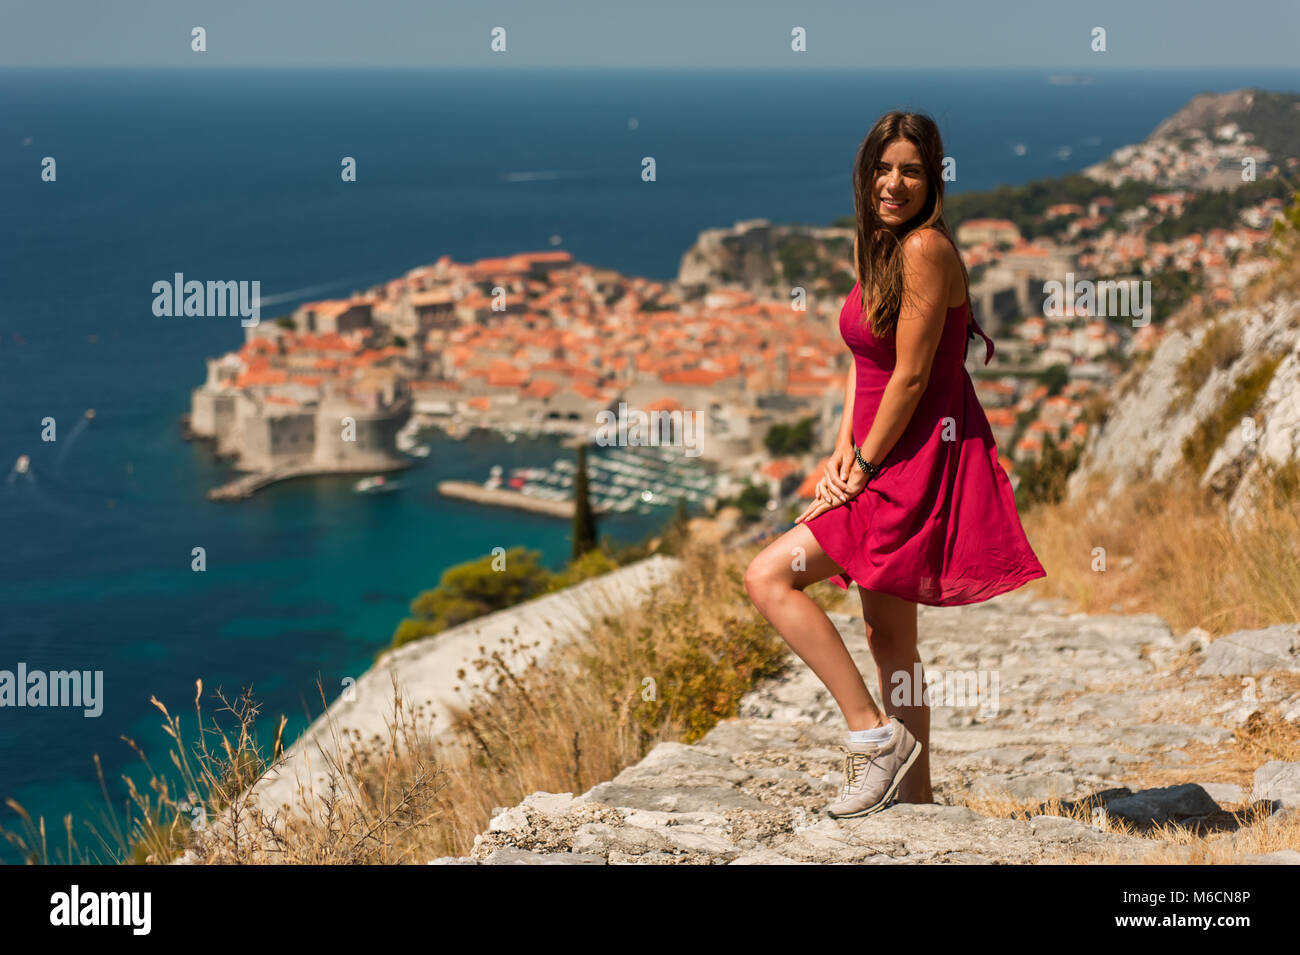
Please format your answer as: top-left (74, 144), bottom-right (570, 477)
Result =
top-left (2, 66), bottom-right (1298, 863)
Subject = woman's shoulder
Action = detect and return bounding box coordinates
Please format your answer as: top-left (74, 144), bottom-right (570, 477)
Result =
top-left (901, 227), bottom-right (961, 282)
top-left (902, 227), bottom-right (965, 307)
top-left (902, 225), bottom-right (958, 261)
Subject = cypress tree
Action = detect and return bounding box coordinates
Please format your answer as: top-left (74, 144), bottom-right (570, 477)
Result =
top-left (572, 442), bottom-right (599, 560)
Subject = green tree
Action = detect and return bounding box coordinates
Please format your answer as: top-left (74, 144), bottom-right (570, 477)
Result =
top-left (765, 416), bottom-right (815, 456)
top-left (716, 481), bottom-right (771, 523)
top-left (654, 497), bottom-right (692, 556)
top-left (1040, 363), bottom-right (1070, 397)
top-left (1013, 432), bottom-right (1082, 511)
top-left (572, 443), bottom-right (599, 561)
top-left (389, 546), bottom-right (552, 650)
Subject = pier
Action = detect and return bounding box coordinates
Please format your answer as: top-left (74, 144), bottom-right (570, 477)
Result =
top-left (437, 480), bottom-right (610, 518)
top-left (208, 460), bottom-right (412, 500)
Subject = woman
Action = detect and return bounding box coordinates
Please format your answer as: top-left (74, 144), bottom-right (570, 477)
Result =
top-left (743, 111), bottom-right (1046, 819)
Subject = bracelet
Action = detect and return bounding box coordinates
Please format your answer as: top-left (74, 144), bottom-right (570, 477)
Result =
top-left (853, 445), bottom-right (881, 481)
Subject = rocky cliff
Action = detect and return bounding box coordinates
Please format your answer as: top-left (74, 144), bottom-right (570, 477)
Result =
top-left (1148, 88), bottom-right (1300, 161)
top-left (675, 218), bottom-right (853, 297)
top-left (1148, 90), bottom-right (1263, 142)
top-left (243, 555), bottom-right (682, 826)
top-left (1065, 289), bottom-right (1300, 524)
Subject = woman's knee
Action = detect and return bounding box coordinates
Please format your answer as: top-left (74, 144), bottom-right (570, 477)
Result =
top-left (744, 551), bottom-right (785, 600)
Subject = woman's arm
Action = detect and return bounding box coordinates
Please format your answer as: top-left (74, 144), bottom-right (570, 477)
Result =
top-left (837, 231), bottom-right (860, 448)
top-left (835, 360), bottom-right (856, 449)
top-left (812, 358), bottom-right (857, 506)
top-left (823, 238), bottom-right (860, 494)
top-left (855, 229), bottom-right (951, 471)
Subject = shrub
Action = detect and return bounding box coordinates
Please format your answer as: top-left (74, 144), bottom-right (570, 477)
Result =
top-left (389, 546), bottom-right (552, 650)
top-left (1181, 351), bottom-right (1286, 477)
top-left (1174, 318), bottom-right (1244, 402)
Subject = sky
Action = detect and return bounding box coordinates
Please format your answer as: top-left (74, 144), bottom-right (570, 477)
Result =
top-left (1, 0), bottom-right (1297, 69)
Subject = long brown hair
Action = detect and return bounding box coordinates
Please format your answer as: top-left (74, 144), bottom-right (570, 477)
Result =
top-left (852, 111), bottom-right (969, 339)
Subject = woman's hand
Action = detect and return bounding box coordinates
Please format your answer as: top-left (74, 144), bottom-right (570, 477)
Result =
top-left (826, 440), bottom-right (855, 496)
top-left (794, 442), bottom-right (869, 524)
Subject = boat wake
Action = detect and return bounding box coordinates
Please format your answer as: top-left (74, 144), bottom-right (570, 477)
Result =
top-left (259, 276), bottom-right (381, 307)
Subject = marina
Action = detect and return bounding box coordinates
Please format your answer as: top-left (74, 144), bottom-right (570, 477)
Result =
top-left (471, 441), bottom-right (720, 517)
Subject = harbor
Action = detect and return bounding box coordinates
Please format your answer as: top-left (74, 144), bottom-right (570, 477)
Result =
top-left (441, 439), bottom-right (721, 518)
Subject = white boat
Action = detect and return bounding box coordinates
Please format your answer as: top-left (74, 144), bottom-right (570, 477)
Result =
top-left (355, 475), bottom-right (398, 494)
top-left (409, 445), bottom-right (431, 458)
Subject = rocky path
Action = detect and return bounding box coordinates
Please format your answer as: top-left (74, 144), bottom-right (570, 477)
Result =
top-left (430, 588), bottom-right (1300, 864)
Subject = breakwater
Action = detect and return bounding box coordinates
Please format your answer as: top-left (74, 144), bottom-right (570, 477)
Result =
top-left (208, 460), bottom-right (413, 500)
top-left (437, 479), bottom-right (610, 518)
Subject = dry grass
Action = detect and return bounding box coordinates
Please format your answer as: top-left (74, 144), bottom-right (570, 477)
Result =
top-left (2, 535), bottom-right (794, 864)
top-left (243, 531), bottom-right (833, 863)
top-left (1004, 440), bottom-right (1300, 864)
top-left (1021, 462), bottom-right (1300, 637)
top-left (960, 785), bottom-right (1299, 865)
top-left (1239, 246), bottom-right (1300, 306)
top-left (958, 711), bottom-right (1300, 864)
top-left (1173, 316), bottom-right (1244, 402)
top-left (389, 535), bottom-right (790, 859)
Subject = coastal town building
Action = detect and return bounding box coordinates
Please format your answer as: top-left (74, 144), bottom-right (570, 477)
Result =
top-left (188, 108), bottom-right (1292, 503)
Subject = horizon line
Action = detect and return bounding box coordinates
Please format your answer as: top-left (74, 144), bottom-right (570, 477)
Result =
top-left (5, 64), bottom-right (1300, 72)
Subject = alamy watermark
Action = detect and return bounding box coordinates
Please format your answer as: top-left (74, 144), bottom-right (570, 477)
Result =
top-left (594, 401), bottom-right (701, 457)
top-left (50, 885), bottom-right (150, 934)
top-left (1043, 272), bottom-right (1150, 327)
top-left (889, 663), bottom-right (1000, 718)
top-left (1, 663), bottom-right (103, 717)
top-left (152, 273), bottom-right (261, 326)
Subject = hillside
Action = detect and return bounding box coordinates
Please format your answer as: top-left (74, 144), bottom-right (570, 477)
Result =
top-left (674, 218), bottom-right (855, 298)
top-left (432, 587), bottom-right (1300, 864)
top-left (201, 555), bottom-right (682, 841)
top-left (1065, 285), bottom-right (1300, 524)
top-left (675, 89), bottom-right (1299, 299)
top-left (1148, 88), bottom-right (1300, 164)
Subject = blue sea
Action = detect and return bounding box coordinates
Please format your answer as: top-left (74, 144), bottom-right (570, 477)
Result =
top-left (2, 66), bottom-right (1298, 863)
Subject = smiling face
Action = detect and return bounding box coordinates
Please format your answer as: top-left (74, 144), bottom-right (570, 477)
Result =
top-left (872, 137), bottom-right (928, 230)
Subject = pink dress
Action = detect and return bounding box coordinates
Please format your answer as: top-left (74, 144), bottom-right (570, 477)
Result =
top-left (804, 280), bottom-right (1046, 606)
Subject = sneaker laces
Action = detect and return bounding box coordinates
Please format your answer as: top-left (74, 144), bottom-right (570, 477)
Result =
top-left (840, 748), bottom-right (881, 797)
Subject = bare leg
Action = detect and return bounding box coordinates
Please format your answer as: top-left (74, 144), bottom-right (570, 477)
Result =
top-left (743, 523), bottom-right (888, 732)
top-left (860, 588), bottom-right (933, 804)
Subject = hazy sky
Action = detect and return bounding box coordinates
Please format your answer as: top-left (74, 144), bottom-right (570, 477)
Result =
top-left (2, 0), bottom-right (1297, 69)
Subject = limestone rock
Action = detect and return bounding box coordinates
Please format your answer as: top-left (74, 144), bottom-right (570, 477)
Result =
top-left (1198, 624), bottom-right (1300, 676)
top-left (1252, 761), bottom-right (1300, 808)
top-left (425, 589), bottom-right (1294, 865)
